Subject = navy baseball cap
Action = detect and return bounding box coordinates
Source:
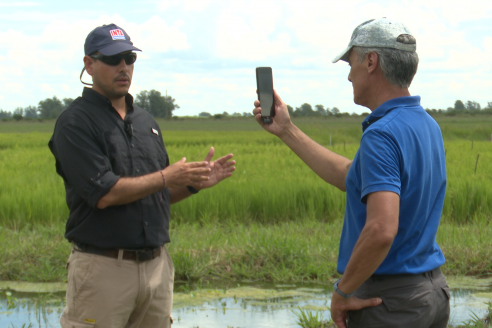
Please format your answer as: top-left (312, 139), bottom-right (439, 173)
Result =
top-left (84, 23), bottom-right (141, 56)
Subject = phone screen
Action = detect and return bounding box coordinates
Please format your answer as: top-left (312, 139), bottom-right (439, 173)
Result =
top-left (256, 67), bottom-right (274, 118)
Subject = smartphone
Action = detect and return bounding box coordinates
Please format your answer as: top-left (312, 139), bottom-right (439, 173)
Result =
top-left (256, 67), bottom-right (274, 124)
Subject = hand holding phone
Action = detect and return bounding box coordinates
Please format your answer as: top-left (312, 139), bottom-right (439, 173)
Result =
top-left (256, 67), bottom-right (275, 124)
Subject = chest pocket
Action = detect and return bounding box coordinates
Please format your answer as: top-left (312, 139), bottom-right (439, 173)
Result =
top-left (132, 131), bottom-right (168, 174)
top-left (103, 131), bottom-right (132, 176)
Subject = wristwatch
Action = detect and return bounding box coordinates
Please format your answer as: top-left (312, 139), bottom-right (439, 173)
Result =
top-left (187, 186), bottom-right (199, 194)
top-left (333, 279), bottom-right (356, 298)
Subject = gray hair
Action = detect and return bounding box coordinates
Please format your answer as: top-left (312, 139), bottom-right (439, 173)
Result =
top-left (353, 46), bottom-right (419, 88)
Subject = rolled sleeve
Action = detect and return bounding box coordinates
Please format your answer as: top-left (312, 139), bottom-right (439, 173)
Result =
top-left (359, 130), bottom-right (401, 204)
top-left (50, 119), bottom-right (120, 208)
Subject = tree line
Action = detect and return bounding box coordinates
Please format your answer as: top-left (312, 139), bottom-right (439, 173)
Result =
top-left (425, 100), bottom-right (492, 116)
top-left (198, 103), bottom-right (364, 119)
top-left (0, 89), bottom-right (179, 121)
top-left (2, 95), bottom-right (491, 121)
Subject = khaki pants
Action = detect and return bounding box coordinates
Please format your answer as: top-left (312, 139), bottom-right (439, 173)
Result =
top-left (348, 268), bottom-right (450, 328)
top-left (60, 246), bottom-right (174, 328)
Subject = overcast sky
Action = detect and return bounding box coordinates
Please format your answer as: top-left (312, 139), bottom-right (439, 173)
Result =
top-left (1, 0), bottom-right (491, 116)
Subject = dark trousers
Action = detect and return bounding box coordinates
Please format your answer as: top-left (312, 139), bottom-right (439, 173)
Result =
top-left (348, 268), bottom-right (450, 328)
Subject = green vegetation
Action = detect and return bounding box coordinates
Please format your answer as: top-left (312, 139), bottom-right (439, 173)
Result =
top-left (293, 307), bottom-right (334, 327)
top-left (0, 115), bottom-right (491, 284)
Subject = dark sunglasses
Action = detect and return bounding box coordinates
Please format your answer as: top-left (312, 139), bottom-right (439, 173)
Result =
top-left (90, 52), bottom-right (137, 66)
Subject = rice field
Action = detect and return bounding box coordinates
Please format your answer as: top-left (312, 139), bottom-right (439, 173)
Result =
top-left (1, 115), bottom-right (492, 282)
top-left (0, 116), bottom-right (491, 229)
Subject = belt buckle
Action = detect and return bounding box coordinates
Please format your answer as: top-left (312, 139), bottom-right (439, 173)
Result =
top-left (135, 249), bottom-right (150, 263)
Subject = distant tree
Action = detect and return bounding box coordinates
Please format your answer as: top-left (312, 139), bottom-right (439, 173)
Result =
top-left (13, 113), bottom-right (23, 121)
top-left (315, 104), bottom-right (327, 115)
top-left (13, 107), bottom-right (24, 116)
top-left (294, 103), bottom-right (314, 117)
top-left (213, 113), bottom-right (224, 119)
top-left (135, 90), bottom-right (179, 118)
top-left (487, 102), bottom-right (492, 109)
top-left (63, 98), bottom-right (74, 109)
top-left (454, 100), bottom-right (465, 110)
top-left (232, 112), bottom-right (242, 117)
top-left (39, 96), bottom-right (64, 119)
top-left (466, 100), bottom-right (481, 111)
top-left (287, 105), bottom-right (294, 116)
top-left (222, 111), bottom-right (230, 116)
top-left (331, 107), bottom-right (340, 115)
top-left (0, 110), bottom-right (12, 119)
top-left (198, 112), bottom-right (211, 117)
top-left (24, 105), bottom-right (38, 118)
top-left (242, 112), bottom-right (253, 117)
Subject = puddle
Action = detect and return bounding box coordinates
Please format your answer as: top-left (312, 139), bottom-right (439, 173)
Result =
top-left (1, 278), bottom-right (491, 327)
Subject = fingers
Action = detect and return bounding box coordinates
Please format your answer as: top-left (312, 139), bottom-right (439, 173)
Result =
top-left (185, 161), bottom-right (209, 168)
top-left (254, 99), bottom-right (260, 107)
top-left (273, 88), bottom-right (284, 105)
top-left (204, 147), bottom-right (214, 162)
top-left (353, 297), bottom-right (382, 310)
top-left (254, 113), bottom-right (264, 126)
top-left (253, 105), bottom-right (261, 116)
top-left (215, 153), bottom-right (234, 165)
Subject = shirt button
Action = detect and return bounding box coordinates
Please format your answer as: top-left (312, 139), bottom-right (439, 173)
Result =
top-left (136, 169), bottom-right (140, 173)
top-left (145, 221), bottom-right (148, 225)
top-left (131, 143), bottom-right (135, 148)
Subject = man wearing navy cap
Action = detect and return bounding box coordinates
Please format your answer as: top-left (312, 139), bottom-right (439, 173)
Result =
top-left (253, 18), bottom-right (449, 327)
top-left (49, 24), bottom-right (236, 328)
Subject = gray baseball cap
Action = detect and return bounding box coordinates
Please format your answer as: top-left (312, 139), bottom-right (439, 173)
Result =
top-left (332, 17), bottom-right (416, 63)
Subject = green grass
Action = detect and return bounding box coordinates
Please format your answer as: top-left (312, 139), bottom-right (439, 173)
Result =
top-left (0, 115), bottom-right (492, 283)
top-left (0, 121), bottom-right (491, 228)
top-left (2, 219), bottom-right (492, 282)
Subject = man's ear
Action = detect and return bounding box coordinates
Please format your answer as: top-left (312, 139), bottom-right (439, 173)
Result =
top-left (366, 52), bottom-right (379, 74)
top-left (83, 55), bottom-right (95, 76)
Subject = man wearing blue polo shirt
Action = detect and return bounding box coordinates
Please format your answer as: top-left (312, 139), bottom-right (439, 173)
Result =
top-left (253, 18), bottom-right (449, 328)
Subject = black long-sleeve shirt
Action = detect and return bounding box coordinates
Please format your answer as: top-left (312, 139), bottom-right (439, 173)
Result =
top-left (49, 87), bottom-right (170, 249)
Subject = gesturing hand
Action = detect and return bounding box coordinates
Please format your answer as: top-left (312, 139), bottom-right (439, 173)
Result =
top-left (163, 158), bottom-right (210, 189)
top-left (330, 292), bottom-right (382, 328)
top-left (196, 147), bottom-right (236, 190)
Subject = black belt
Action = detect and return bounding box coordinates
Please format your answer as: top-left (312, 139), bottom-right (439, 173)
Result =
top-left (73, 242), bottom-right (161, 263)
top-left (369, 267), bottom-right (442, 282)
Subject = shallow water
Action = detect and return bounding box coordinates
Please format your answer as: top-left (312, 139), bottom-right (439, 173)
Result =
top-left (1, 277), bottom-right (491, 328)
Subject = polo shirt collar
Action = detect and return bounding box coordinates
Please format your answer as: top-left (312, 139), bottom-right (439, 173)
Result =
top-left (82, 87), bottom-right (135, 116)
top-left (362, 96), bottom-right (421, 132)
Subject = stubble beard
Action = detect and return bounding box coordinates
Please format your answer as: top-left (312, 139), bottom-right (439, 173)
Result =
top-left (93, 74), bottom-right (130, 100)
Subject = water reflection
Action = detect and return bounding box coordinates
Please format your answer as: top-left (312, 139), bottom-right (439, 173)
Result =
top-left (0, 279), bottom-right (491, 328)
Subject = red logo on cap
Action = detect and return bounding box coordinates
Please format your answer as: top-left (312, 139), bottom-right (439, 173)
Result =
top-left (109, 29), bottom-right (125, 40)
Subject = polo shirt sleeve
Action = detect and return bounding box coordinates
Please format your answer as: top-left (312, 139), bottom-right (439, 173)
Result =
top-left (51, 119), bottom-right (120, 208)
top-left (359, 129), bottom-right (401, 204)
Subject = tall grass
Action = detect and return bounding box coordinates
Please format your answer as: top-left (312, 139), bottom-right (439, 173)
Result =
top-left (0, 117), bottom-right (491, 228)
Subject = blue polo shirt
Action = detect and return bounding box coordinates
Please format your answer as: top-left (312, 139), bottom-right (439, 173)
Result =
top-left (337, 96), bottom-right (446, 275)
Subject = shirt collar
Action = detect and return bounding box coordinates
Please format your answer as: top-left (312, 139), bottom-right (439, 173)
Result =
top-left (362, 96), bottom-right (421, 132)
top-left (82, 87), bottom-right (135, 116)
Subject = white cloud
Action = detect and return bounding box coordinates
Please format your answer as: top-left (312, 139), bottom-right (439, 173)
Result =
top-left (5, 82), bottom-right (24, 93)
top-left (1, 0), bottom-right (492, 114)
top-left (41, 83), bottom-right (55, 93)
top-left (129, 16), bottom-right (189, 54)
top-left (156, 0), bottom-right (180, 11)
top-left (215, 0), bottom-right (295, 60)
